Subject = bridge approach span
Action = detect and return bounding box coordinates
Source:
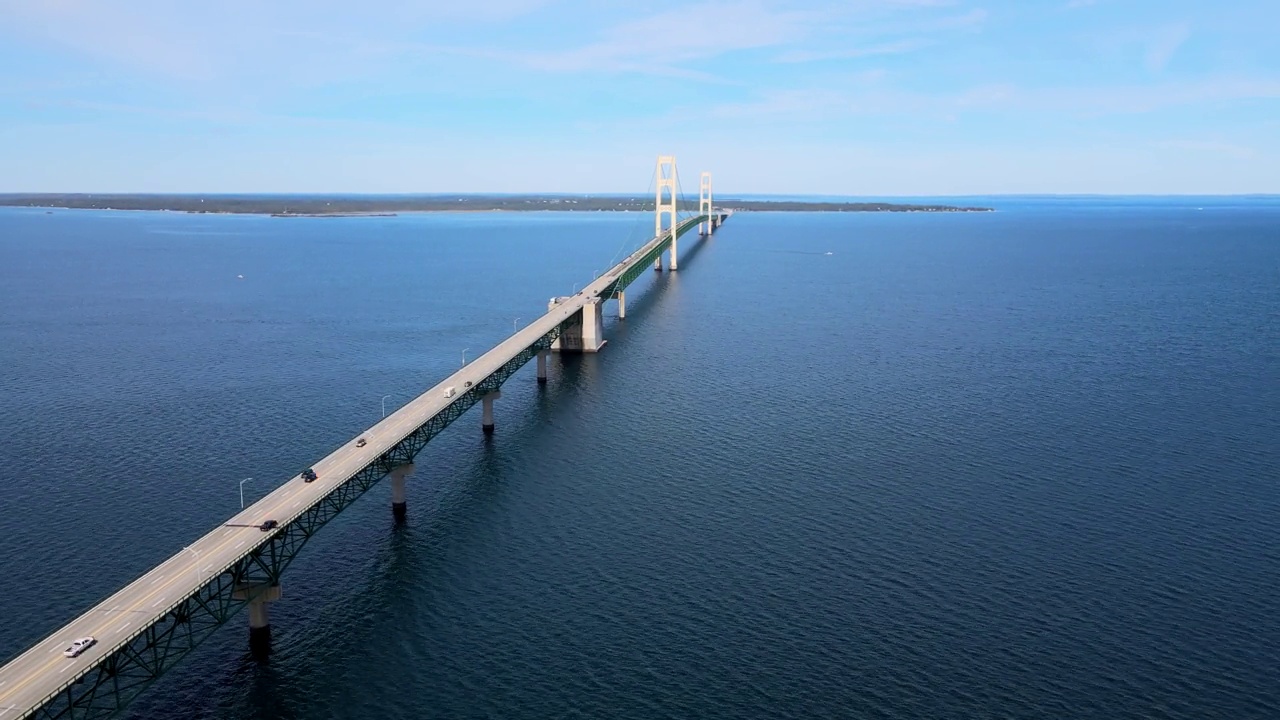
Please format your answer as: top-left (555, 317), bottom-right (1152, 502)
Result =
top-left (0, 211), bottom-right (725, 720)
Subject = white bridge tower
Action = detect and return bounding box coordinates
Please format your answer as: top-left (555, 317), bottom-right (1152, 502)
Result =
top-left (699, 171), bottom-right (713, 235)
top-left (654, 155), bottom-right (678, 272)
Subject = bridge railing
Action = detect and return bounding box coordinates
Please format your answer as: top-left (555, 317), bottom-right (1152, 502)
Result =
top-left (17, 211), bottom-right (723, 720)
top-left (24, 322), bottom-right (574, 720)
top-left (598, 214), bottom-right (706, 299)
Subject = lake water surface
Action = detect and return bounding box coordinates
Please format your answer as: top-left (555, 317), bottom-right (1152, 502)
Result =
top-left (1, 198), bottom-right (1277, 718)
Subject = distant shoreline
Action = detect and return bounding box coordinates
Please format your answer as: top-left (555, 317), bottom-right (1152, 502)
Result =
top-left (270, 212), bottom-right (399, 218)
top-left (0, 194), bottom-right (994, 215)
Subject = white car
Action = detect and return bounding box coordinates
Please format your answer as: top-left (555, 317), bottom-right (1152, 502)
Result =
top-left (63, 637), bottom-right (96, 658)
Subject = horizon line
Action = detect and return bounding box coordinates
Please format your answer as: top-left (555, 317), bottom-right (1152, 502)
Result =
top-left (2, 192), bottom-right (1279, 198)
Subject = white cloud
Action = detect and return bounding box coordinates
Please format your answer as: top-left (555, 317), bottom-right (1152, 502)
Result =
top-left (1155, 139), bottom-right (1256, 159)
top-left (0, 0), bottom-right (549, 83)
top-left (1144, 22), bottom-right (1192, 73)
top-left (507, 1), bottom-right (982, 78)
top-left (1035, 76), bottom-right (1280, 113)
top-left (774, 39), bottom-right (932, 63)
top-left (698, 75), bottom-right (1280, 122)
top-left (518, 1), bottom-right (820, 73)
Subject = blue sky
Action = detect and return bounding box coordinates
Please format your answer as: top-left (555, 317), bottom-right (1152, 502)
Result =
top-left (1, 0), bottom-right (1277, 194)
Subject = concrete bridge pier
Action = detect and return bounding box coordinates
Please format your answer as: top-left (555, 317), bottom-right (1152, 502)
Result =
top-left (390, 464), bottom-right (414, 521)
top-left (549, 298), bottom-right (606, 353)
top-left (580, 300), bottom-right (605, 351)
top-left (233, 583), bottom-right (281, 657)
top-left (481, 391), bottom-right (501, 434)
top-left (617, 291), bottom-right (626, 319)
top-left (537, 350), bottom-right (549, 383)
top-left (653, 245), bottom-right (678, 272)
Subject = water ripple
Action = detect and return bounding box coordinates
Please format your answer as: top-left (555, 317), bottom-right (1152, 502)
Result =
top-left (0, 204), bottom-right (1277, 718)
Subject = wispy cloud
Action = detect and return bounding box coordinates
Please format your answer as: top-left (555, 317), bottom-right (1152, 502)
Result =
top-left (517, 1), bottom-right (820, 74)
top-left (3, 0), bottom-right (1278, 193)
top-left (774, 39), bottom-right (932, 64)
top-left (1145, 22), bottom-right (1191, 73)
top-left (700, 75), bottom-right (1280, 121)
top-left (934, 7), bottom-right (989, 29)
top-left (505, 1), bottom-right (984, 79)
top-left (1155, 139), bottom-right (1256, 159)
top-left (1062, 76), bottom-right (1280, 113)
top-left (0, 0), bottom-right (549, 82)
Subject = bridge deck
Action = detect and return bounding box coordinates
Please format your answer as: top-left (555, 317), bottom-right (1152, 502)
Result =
top-left (0, 214), bottom-right (715, 719)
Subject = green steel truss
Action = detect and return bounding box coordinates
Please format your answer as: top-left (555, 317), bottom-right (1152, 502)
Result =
top-left (23, 325), bottom-right (570, 720)
top-left (23, 209), bottom-right (732, 718)
top-left (597, 215), bottom-right (708, 301)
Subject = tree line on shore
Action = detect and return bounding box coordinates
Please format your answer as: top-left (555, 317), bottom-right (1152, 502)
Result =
top-left (0, 194), bottom-right (992, 214)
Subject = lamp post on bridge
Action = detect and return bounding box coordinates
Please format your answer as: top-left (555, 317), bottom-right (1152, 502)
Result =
top-left (239, 477), bottom-right (253, 509)
top-left (513, 317), bottom-right (521, 333)
top-left (462, 348), bottom-right (470, 367)
top-left (381, 394), bottom-right (394, 418)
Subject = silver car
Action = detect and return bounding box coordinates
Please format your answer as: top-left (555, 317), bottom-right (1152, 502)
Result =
top-left (63, 636), bottom-right (96, 658)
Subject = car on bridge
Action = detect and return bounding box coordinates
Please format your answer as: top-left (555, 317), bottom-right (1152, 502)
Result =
top-left (259, 520), bottom-right (279, 531)
top-left (356, 438), bottom-right (367, 447)
top-left (302, 468), bottom-right (318, 482)
top-left (63, 637), bottom-right (96, 658)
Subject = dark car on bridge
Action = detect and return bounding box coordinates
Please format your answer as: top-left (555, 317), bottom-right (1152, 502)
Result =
top-left (259, 520), bottom-right (278, 532)
top-left (302, 468), bottom-right (318, 482)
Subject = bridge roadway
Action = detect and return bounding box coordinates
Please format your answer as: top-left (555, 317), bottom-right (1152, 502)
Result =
top-left (0, 213), bottom-right (718, 719)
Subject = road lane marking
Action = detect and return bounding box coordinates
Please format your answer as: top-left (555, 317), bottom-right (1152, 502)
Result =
top-left (0, 538), bottom-right (242, 706)
top-left (115, 622), bottom-right (131, 633)
top-left (149, 576), bottom-right (164, 585)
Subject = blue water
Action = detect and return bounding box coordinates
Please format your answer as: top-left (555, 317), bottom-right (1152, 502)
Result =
top-left (1, 198), bottom-right (1278, 719)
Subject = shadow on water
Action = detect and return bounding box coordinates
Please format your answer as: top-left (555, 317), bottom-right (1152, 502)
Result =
top-left (243, 350), bottom-right (598, 663)
top-left (128, 231), bottom-right (718, 720)
top-left (541, 348), bottom-right (587, 406)
top-left (234, 661), bottom-right (298, 720)
top-left (129, 360), bottom-right (608, 719)
top-left (678, 230), bottom-right (715, 266)
top-left (601, 233), bottom-right (712, 325)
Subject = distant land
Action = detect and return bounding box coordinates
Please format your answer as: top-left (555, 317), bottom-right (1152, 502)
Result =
top-left (0, 194), bottom-right (992, 215)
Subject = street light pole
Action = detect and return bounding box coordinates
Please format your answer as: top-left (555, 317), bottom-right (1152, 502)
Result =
top-left (239, 477), bottom-right (253, 509)
top-left (381, 394), bottom-right (393, 418)
top-left (513, 317), bottom-right (521, 333)
top-left (462, 348), bottom-right (469, 367)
